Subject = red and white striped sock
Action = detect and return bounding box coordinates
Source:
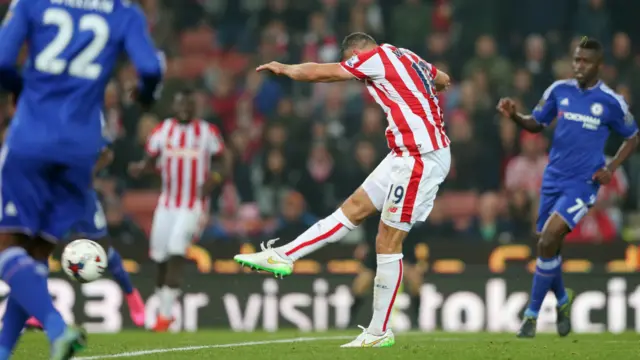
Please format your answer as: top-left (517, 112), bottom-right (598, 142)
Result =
top-left (367, 254), bottom-right (404, 335)
top-left (275, 208), bottom-right (356, 261)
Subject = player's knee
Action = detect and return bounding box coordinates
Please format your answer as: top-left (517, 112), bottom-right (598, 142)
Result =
top-left (537, 230), bottom-right (562, 256)
top-left (342, 188), bottom-right (377, 225)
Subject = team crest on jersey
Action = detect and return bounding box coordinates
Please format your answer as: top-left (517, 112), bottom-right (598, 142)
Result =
top-left (590, 103), bottom-right (603, 116)
top-left (344, 55), bottom-right (359, 68)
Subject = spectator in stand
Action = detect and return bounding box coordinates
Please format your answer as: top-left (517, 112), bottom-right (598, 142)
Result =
top-left (424, 32), bottom-right (451, 67)
top-left (573, 0), bottom-right (612, 47)
top-left (295, 142), bottom-right (340, 217)
top-left (272, 191), bottom-right (317, 243)
top-left (511, 68), bottom-right (538, 110)
top-left (229, 131), bottom-right (256, 203)
top-left (522, 34), bottom-right (553, 95)
top-left (504, 131), bottom-right (549, 237)
top-left (391, 0), bottom-right (432, 50)
top-left (255, 148), bottom-right (293, 218)
top-left (302, 12), bottom-right (339, 64)
top-left (463, 35), bottom-right (512, 94)
top-left (357, 104), bottom-right (388, 157)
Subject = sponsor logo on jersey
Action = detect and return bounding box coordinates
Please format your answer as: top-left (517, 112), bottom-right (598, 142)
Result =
top-left (344, 55), bottom-right (359, 68)
top-left (562, 111), bottom-right (601, 130)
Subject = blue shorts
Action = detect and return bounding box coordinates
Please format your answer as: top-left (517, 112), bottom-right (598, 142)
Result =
top-left (69, 190), bottom-right (107, 240)
top-left (536, 183), bottom-right (599, 233)
top-left (0, 145), bottom-right (94, 242)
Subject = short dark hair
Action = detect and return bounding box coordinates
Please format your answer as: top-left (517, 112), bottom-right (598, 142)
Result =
top-left (578, 36), bottom-right (603, 58)
top-left (341, 32), bottom-right (377, 53)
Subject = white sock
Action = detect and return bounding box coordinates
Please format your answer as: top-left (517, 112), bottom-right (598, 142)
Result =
top-left (276, 208), bottom-right (356, 261)
top-left (159, 286), bottom-right (179, 318)
top-left (367, 253), bottom-right (403, 335)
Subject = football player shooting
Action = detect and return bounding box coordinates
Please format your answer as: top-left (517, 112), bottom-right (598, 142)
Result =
top-left (129, 90), bottom-right (227, 332)
top-left (235, 32), bottom-right (451, 347)
top-left (497, 37), bottom-right (639, 338)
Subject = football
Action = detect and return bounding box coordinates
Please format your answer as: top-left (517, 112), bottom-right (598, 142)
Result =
top-left (61, 239), bottom-right (108, 283)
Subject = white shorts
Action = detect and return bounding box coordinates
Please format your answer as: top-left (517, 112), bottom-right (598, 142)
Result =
top-left (362, 147), bottom-right (451, 232)
top-left (149, 207), bottom-right (204, 262)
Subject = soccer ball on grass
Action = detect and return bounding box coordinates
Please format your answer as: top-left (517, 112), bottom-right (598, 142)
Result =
top-left (61, 239), bottom-right (108, 283)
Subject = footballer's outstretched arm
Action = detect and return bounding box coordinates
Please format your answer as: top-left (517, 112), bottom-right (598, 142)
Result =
top-left (256, 62), bottom-right (354, 83)
top-left (497, 98), bottom-right (544, 133)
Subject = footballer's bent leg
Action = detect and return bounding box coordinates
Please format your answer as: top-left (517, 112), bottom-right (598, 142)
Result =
top-left (519, 213), bottom-right (572, 338)
top-left (342, 220), bottom-right (405, 348)
top-left (235, 187), bottom-right (378, 277)
top-left (96, 239), bottom-right (145, 327)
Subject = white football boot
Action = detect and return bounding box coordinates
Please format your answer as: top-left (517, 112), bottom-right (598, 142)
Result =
top-left (340, 326), bottom-right (395, 348)
top-left (233, 239), bottom-right (293, 278)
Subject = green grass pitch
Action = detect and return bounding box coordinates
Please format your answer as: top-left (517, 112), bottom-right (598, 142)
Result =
top-left (11, 330), bottom-right (640, 359)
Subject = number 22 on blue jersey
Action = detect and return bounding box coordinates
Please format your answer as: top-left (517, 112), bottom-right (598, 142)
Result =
top-left (35, 8), bottom-right (109, 80)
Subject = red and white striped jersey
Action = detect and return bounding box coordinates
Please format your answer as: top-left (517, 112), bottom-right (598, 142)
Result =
top-left (340, 43), bottom-right (449, 156)
top-left (146, 118), bottom-right (224, 211)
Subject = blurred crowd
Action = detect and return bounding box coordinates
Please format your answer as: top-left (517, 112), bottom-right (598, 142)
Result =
top-left (1, 0), bottom-right (640, 247)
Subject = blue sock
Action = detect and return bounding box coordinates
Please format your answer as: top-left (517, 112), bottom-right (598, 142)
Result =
top-left (0, 247), bottom-right (66, 344)
top-left (0, 297), bottom-right (28, 359)
top-left (524, 255), bottom-right (562, 318)
top-left (551, 266), bottom-right (568, 307)
top-left (0, 259), bottom-right (47, 359)
top-left (107, 247), bottom-right (134, 294)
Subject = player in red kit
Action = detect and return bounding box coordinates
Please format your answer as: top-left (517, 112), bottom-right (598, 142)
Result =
top-left (129, 90), bottom-right (225, 332)
top-left (234, 32), bottom-right (451, 347)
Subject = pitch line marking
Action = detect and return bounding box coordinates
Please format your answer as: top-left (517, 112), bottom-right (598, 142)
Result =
top-left (73, 336), bottom-right (354, 359)
top-left (73, 332), bottom-right (462, 359)
top-left (74, 332), bottom-right (633, 359)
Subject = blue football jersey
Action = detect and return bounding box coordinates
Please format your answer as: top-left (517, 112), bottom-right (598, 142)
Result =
top-left (532, 79), bottom-right (638, 187)
top-left (0, 0), bottom-right (162, 163)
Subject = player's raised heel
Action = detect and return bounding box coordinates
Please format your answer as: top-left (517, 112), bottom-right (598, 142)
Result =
top-left (233, 239), bottom-right (294, 278)
top-left (556, 288), bottom-right (575, 337)
top-left (516, 317), bottom-right (536, 338)
top-left (50, 326), bottom-right (87, 360)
